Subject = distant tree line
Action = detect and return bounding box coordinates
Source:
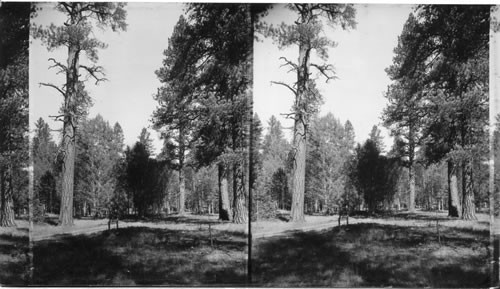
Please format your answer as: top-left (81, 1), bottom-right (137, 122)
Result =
top-left (33, 116), bottom-right (223, 221)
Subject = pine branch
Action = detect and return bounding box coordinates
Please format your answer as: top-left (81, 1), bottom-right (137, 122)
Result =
top-left (80, 65), bottom-right (107, 85)
top-left (59, 2), bottom-right (73, 15)
top-left (278, 56), bottom-right (299, 73)
top-left (310, 63), bottom-right (336, 82)
top-left (280, 112), bottom-right (296, 120)
top-left (49, 114), bottom-right (65, 122)
top-left (48, 58), bottom-right (68, 75)
top-left (271, 81), bottom-right (297, 96)
top-left (39, 83), bottom-right (66, 98)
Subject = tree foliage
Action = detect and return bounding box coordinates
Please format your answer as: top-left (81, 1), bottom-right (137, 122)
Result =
top-left (0, 2), bottom-right (30, 226)
top-left (354, 139), bottom-right (400, 212)
top-left (176, 4), bottom-right (254, 223)
top-left (74, 115), bottom-right (123, 217)
top-left (383, 6), bottom-right (489, 219)
top-left (33, 118), bottom-right (59, 217)
top-left (153, 15), bottom-right (202, 215)
top-left (305, 113), bottom-right (353, 213)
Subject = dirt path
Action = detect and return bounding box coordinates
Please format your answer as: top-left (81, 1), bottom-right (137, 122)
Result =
top-left (252, 211), bottom-right (488, 239)
top-left (33, 211), bottom-right (488, 242)
top-left (253, 219), bottom-right (339, 239)
top-left (33, 215), bottom-right (246, 242)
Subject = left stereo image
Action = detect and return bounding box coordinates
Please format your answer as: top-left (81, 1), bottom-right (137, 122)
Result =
top-left (26, 2), bottom-right (252, 286)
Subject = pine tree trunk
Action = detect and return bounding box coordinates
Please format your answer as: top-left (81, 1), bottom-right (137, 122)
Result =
top-left (448, 161), bottom-right (461, 217)
top-left (49, 186), bottom-right (53, 214)
top-left (0, 169), bottom-right (16, 227)
top-left (178, 168), bottom-right (185, 215)
top-left (290, 116), bottom-right (306, 222)
top-left (59, 40), bottom-right (80, 226)
top-left (461, 160), bottom-right (476, 220)
top-left (290, 20), bottom-right (310, 222)
top-left (178, 130), bottom-right (186, 215)
top-left (232, 164), bottom-right (247, 224)
top-left (281, 186), bottom-right (284, 210)
top-left (218, 164), bottom-right (231, 221)
top-left (408, 164), bottom-right (416, 213)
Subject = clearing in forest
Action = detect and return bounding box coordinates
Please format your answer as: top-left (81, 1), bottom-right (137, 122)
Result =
top-left (252, 212), bottom-right (489, 287)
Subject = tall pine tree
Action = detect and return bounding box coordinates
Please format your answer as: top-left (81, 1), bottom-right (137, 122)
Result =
top-left (261, 4), bottom-right (356, 221)
top-left (33, 2), bottom-right (127, 226)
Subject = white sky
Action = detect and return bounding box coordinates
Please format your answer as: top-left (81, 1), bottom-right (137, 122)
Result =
top-left (254, 4), bottom-right (415, 151)
top-left (30, 3), bottom-right (415, 155)
top-left (30, 2), bottom-right (186, 155)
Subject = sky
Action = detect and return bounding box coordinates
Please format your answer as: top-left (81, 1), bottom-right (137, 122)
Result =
top-left (30, 3), bottom-right (414, 156)
top-left (30, 2), bottom-right (186, 156)
top-left (254, 4), bottom-right (415, 151)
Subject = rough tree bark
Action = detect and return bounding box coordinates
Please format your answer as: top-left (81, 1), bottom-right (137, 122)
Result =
top-left (0, 169), bottom-right (16, 227)
top-left (408, 127), bottom-right (416, 213)
top-left (290, 35), bottom-right (310, 222)
top-left (232, 163), bottom-right (247, 224)
top-left (461, 160), bottom-right (476, 220)
top-left (165, 200), bottom-right (170, 215)
top-left (60, 71), bottom-right (77, 225)
top-left (408, 165), bottom-right (416, 213)
top-left (178, 168), bottom-right (185, 215)
top-left (448, 161), bottom-right (461, 217)
top-left (218, 164), bottom-right (231, 221)
top-left (58, 9), bottom-right (82, 225)
top-left (178, 129), bottom-right (186, 215)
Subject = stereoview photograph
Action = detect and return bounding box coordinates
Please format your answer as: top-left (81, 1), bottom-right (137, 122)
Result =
top-left (0, 1), bottom-right (498, 288)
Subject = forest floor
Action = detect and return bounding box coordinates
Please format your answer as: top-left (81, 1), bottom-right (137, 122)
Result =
top-left (32, 214), bottom-right (248, 285)
top-left (0, 219), bottom-right (30, 286)
top-left (252, 210), bottom-right (490, 287)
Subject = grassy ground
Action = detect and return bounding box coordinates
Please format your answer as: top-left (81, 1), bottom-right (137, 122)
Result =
top-left (31, 211), bottom-right (489, 286)
top-left (252, 218), bottom-right (489, 287)
top-left (33, 216), bottom-right (247, 285)
top-left (0, 220), bottom-right (29, 285)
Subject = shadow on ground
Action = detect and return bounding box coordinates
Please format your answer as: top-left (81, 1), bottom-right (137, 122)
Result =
top-left (252, 223), bottom-right (489, 287)
top-left (0, 228), bottom-right (29, 285)
top-left (33, 226), bottom-right (247, 285)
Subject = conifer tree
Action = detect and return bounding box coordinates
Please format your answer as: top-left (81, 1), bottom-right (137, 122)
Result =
top-left (34, 2), bottom-right (127, 226)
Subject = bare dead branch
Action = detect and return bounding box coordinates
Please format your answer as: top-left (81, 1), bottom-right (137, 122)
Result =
top-left (80, 65), bottom-right (107, 85)
top-left (310, 63), bottom-right (336, 82)
top-left (280, 112), bottom-right (296, 120)
top-left (49, 114), bottom-right (65, 122)
top-left (271, 81), bottom-right (298, 96)
top-left (279, 56), bottom-right (299, 72)
top-left (48, 58), bottom-right (68, 75)
top-left (39, 83), bottom-right (66, 98)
